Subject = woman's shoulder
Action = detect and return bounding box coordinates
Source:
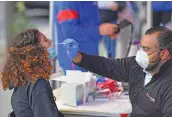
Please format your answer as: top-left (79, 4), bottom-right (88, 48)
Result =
top-left (26, 78), bottom-right (52, 99)
top-left (34, 78), bottom-right (50, 85)
top-left (30, 78), bottom-right (52, 91)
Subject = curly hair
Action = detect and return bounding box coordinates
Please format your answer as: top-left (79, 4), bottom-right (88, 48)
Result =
top-left (1, 29), bottom-right (53, 90)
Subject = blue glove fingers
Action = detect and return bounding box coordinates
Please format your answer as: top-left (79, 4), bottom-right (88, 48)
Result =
top-left (63, 41), bottom-right (79, 49)
top-left (62, 38), bottom-right (76, 45)
top-left (67, 49), bottom-right (78, 59)
top-left (63, 38), bottom-right (79, 59)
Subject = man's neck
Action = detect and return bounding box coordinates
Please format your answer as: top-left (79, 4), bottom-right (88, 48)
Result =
top-left (150, 58), bottom-right (170, 76)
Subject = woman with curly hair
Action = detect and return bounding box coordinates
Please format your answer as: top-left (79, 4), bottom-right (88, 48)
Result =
top-left (1, 29), bottom-right (64, 117)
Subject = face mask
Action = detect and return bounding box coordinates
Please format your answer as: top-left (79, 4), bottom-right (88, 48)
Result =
top-left (135, 48), bottom-right (162, 71)
top-left (135, 49), bottom-right (149, 70)
top-left (48, 47), bottom-right (57, 60)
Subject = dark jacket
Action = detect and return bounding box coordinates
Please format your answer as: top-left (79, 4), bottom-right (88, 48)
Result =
top-left (11, 78), bottom-right (64, 117)
top-left (75, 52), bottom-right (172, 117)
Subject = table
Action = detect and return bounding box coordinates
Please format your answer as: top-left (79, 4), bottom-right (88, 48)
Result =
top-left (53, 89), bottom-right (132, 117)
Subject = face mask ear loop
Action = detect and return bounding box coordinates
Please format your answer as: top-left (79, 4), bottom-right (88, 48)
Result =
top-left (160, 41), bottom-right (172, 50)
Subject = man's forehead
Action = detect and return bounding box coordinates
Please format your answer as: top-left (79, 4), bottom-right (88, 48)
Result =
top-left (141, 33), bottom-right (159, 47)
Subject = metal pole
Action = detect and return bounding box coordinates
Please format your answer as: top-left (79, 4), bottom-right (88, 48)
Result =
top-left (49, 1), bottom-right (57, 72)
top-left (0, 1), bottom-right (15, 117)
top-left (49, 1), bottom-right (53, 40)
top-left (49, 1), bottom-right (55, 89)
top-left (146, 1), bottom-right (152, 29)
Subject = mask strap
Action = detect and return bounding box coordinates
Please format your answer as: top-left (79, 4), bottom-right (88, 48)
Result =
top-left (160, 41), bottom-right (172, 50)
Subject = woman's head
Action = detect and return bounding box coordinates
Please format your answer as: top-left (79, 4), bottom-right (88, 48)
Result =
top-left (1, 29), bottom-right (53, 90)
top-left (38, 32), bottom-right (52, 49)
top-left (12, 29), bottom-right (52, 49)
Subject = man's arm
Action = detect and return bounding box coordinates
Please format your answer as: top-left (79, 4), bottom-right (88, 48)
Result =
top-left (73, 52), bottom-right (135, 82)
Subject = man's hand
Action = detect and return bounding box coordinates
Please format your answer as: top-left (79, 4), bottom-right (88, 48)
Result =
top-left (109, 33), bottom-right (118, 40)
top-left (99, 23), bottom-right (119, 40)
top-left (63, 38), bottom-right (79, 59)
top-left (63, 38), bottom-right (82, 63)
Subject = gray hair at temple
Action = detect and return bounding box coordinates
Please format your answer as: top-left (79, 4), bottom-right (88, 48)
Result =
top-left (145, 26), bottom-right (172, 53)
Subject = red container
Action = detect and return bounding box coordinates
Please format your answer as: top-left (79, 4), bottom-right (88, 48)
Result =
top-left (96, 78), bottom-right (120, 93)
top-left (120, 113), bottom-right (128, 117)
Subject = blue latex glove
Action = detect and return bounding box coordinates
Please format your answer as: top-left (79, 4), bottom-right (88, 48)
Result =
top-left (48, 47), bottom-right (57, 60)
top-left (96, 76), bottom-right (106, 84)
top-left (63, 38), bottom-right (79, 59)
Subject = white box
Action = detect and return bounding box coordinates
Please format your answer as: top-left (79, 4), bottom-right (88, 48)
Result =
top-left (60, 83), bottom-right (84, 107)
top-left (51, 70), bottom-right (96, 107)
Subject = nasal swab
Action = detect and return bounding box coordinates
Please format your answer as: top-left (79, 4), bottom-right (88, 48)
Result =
top-left (54, 39), bottom-right (75, 45)
top-left (57, 43), bottom-right (64, 45)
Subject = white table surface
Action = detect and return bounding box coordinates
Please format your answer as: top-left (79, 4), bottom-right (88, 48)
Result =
top-left (53, 89), bottom-right (132, 117)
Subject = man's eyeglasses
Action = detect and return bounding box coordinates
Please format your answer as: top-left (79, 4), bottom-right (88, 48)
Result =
top-left (137, 41), bottom-right (172, 53)
top-left (137, 44), bottom-right (150, 52)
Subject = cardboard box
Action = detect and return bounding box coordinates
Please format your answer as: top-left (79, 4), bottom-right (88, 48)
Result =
top-left (60, 83), bottom-right (84, 107)
top-left (52, 70), bottom-right (96, 107)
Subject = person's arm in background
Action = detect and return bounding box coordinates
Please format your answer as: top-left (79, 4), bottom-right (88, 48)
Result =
top-left (98, 1), bottom-right (126, 12)
top-left (108, 1), bottom-right (126, 12)
top-left (54, 1), bottom-right (118, 41)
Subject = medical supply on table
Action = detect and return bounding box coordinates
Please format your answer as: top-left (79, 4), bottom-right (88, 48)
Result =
top-left (52, 70), bottom-right (96, 107)
top-left (96, 77), bottom-right (120, 94)
top-left (95, 77), bottom-right (121, 101)
top-left (51, 70), bottom-right (123, 107)
top-left (60, 83), bottom-right (84, 107)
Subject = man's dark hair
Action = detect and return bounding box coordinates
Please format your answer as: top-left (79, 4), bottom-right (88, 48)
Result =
top-left (145, 26), bottom-right (172, 53)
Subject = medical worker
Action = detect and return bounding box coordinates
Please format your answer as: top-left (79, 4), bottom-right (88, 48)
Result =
top-left (64, 26), bottom-right (172, 117)
top-left (54, 1), bottom-right (119, 73)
